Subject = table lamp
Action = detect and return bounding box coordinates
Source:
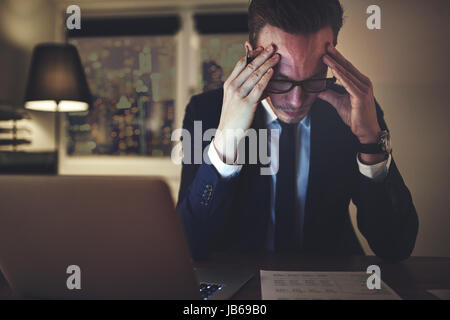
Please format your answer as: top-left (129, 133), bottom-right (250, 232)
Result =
top-left (24, 43), bottom-right (91, 162)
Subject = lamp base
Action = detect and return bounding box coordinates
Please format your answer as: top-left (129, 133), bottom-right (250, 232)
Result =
top-left (0, 151), bottom-right (57, 174)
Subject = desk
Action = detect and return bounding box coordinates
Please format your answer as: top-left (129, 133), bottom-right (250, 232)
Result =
top-left (1, 254), bottom-right (449, 300)
top-left (195, 254), bottom-right (450, 300)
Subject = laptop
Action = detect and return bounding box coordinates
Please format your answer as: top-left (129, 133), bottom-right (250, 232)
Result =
top-left (0, 175), bottom-right (252, 300)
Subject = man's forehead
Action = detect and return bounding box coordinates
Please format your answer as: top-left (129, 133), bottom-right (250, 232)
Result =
top-left (257, 24), bottom-right (333, 53)
top-left (257, 25), bottom-right (333, 78)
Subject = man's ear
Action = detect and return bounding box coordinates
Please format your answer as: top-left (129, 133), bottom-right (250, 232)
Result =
top-left (244, 41), bottom-right (254, 54)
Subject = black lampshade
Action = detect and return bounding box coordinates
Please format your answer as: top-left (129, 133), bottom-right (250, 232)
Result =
top-left (24, 43), bottom-right (91, 112)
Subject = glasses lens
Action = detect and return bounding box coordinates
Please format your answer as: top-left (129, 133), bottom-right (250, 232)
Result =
top-left (266, 80), bottom-right (293, 93)
top-left (303, 79), bottom-right (327, 93)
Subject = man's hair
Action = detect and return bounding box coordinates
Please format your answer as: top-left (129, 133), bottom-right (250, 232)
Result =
top-left (248, 0), bottom-right (344, 47)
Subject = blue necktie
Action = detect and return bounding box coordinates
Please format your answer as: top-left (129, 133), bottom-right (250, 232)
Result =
top-left (275, 122), bottom-right (298, 252)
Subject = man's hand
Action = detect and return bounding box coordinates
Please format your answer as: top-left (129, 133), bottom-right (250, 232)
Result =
top-left (318, 44), bottom-right (386, 165)
top-left (214, 44), bottom-right (280, 164)
top-left (319, 44), bottom-right (381, 144)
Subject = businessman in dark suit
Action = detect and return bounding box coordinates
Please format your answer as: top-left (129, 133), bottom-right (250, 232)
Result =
top-left (176, 0), bottom-right (418, 261)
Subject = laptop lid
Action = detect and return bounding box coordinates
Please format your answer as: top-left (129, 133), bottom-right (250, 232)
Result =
top-left (0, 175), bottom-right (200, 299)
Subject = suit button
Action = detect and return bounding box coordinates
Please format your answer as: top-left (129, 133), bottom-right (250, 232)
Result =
top-left (201, 184), bottom-right (213, 206)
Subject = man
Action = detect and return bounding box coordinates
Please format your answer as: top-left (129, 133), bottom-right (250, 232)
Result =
top-left (176, 0), bottom-right (418, 261)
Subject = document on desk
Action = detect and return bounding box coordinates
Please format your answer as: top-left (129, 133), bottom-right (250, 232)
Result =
top-left (260, 270), bottom-right (401, 300)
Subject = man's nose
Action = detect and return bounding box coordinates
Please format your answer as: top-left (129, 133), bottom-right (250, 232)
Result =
top-left (286, 85), bottom-right (305, 108)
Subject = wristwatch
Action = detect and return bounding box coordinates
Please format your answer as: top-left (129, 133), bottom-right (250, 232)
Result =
top-left (359, 130), bottom-right (392, 154)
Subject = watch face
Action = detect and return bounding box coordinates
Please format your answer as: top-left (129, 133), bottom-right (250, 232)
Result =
top-left (380, 131), bottom-right (392, 153)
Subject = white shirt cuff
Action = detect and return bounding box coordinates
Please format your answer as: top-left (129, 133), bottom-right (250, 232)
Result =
top-left (357, 153), bottom-right (391, 182)
top-left (207, 140), bottom-right (243, 178)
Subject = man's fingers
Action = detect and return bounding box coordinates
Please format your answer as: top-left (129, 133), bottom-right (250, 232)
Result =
top-left (238, 53), bottom-right (280, 97)
top-left (327, 44), bottom-right (371, 87)
top-left (225, 47), bottom-right (264, 87)
top-left (324, 54), bottom-right (367, 94)
top-left (328, 44), bottom-right (370, 85)
top-left (225, 56), bottom-right (247, 87)
top-left (329, 64), bottom-right (364, 98)
top-left (245, 67), bottom-right (274, 105)
top-left (247, 46), bottom-right (264, 64)
top-left (233, 44), bottom-right (277, 88)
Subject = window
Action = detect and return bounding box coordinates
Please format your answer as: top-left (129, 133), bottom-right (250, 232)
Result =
top-left (66, 17), bottom-right (179, 156)
top-left (195, 13), bottom-right (248, 92)
top-left (64, 13), bottom-right (249, 157)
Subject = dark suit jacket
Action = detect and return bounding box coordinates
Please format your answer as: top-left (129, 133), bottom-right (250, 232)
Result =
top-left (176, 85), bottom-right (418, 262)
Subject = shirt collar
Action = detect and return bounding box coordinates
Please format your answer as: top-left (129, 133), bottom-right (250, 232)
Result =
top-left (261, 98), bottom-right (278, 124)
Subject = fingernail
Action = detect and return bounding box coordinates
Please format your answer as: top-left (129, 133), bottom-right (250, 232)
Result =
top-left (266, 44), bottom-right (274, 52)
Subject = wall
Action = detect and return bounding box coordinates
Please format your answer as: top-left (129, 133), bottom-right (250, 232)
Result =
top-left (0, 0), bottom-right (449, 257)
top-left (337, 0), bottom-right (450, 257)
top-left (0, 0), bottom-right (57, 151)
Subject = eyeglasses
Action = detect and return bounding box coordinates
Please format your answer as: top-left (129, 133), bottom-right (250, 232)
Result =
top-left (266, 76), bottom-right (337, 94)
top-left (245, 50), bottom-right (336, 94)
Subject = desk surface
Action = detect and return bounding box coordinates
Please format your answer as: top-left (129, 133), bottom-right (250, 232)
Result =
top-left (1, 254), bottom-right (449, 300)
top-left (195, 254), bottom-right (450, 300)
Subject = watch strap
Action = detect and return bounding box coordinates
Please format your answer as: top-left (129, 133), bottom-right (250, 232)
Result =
top-left (358, 143), bottom-right (384, 154)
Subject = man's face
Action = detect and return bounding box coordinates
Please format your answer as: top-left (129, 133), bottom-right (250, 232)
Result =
top-left (246, 25), bottom-right (334, 124)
